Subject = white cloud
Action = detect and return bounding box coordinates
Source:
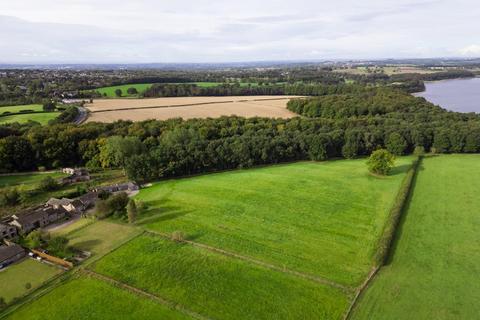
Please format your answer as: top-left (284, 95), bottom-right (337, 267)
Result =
top-left (0, 0), bottom-right (479, 63)
top-left (458, 45), bottom-right (480, 56)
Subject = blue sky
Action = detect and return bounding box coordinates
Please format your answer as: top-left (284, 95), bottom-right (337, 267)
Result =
top-left (0, 0), bottom-right (479, 63)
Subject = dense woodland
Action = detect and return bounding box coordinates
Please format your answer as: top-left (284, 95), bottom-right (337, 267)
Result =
top-left (1, 85), bottom-right (480, 182)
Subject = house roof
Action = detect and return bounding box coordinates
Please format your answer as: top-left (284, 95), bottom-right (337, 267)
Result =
top-left (0, 244), bottom-right (25, 262)
top-left (70, 200), bottom-right (84, 208)
top-left (46, 198), bottom-right (73, 207)
top-left (12, 209), bottom-right (48, 225)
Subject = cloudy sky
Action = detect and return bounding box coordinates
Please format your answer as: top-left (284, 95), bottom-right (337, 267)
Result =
top-left (1, 0), bottom-right (479, 63)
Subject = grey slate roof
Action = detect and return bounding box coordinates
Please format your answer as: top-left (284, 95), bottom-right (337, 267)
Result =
top-left (0, 244), bottom-right (25, 263)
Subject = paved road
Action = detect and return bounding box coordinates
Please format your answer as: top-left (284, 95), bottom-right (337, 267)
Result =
top-left (74, 106), bottom-right (88, 124)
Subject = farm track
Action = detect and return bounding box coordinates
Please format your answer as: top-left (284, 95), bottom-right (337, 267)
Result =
top-left (89, 97), bottom-right (296, 113)
top-left (144, 230), bottom-right (351, 292)
top-left (81, 269), bottom-right (211, 320)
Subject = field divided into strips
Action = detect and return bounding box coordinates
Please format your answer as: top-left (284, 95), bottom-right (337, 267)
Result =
top-left (85, 96), bottom-right (300, 122)
top-left (91, 234), bottom-right (349, 320)
top-left (352, 155), bottom-right (480, 319)
top-left (2, 158), bottom-right (415, 320)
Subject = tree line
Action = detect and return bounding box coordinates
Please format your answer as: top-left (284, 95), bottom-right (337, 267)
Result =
top-left (1, 86), bottom-right (480, 181)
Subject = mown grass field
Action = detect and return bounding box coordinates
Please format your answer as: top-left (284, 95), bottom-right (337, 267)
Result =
top-left (352, 155), bottom-right (480, 319)
top-left (0, 259), bottom-right (62, 303)
top-left (136, 158), bottom-right (414, 286)
top-left (4, 277), bottom-right (189, 320)
top-left (0, 112), bottom-right (60, 125)
top-left (66, 221), bottom-right (142, 258)
top-left (93, 234), bottom-right (349, 320)
top-left (0, 104), bottom-right (43, 114)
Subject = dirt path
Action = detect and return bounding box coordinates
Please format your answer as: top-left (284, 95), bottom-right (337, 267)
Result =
top-left (81, 269), bottom-right (212, 320)
top-left (145, 230), bottom-right (351, 293)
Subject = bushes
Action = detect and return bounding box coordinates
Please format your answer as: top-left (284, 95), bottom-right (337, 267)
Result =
top-left (38, 176), bottom-right (60, 191)
top-left (374, 157), bottom-right (421, 265)
top-left (367, 149), bottom-right (395, 175)
top-left (94, 192), bottom-right (129, 219)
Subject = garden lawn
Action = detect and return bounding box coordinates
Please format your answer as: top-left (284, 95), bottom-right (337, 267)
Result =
top-left (136, 158), bottom-right (414, 286)
top-left (352, 155), bottom-right (480, 319)
top-left (0, 259), bottom-right (62, 303)
top-left (0, 112), bottom-right (59, 125)
top-left (4, 277), bottom-right (190, 320)
top-left (66, 221), bottom-right (141, 258)
top-left (93, 234), bottom-right (349, 320)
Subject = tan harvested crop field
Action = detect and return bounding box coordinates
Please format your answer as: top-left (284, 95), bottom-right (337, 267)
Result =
top-left (85, 96), bottom-right (301, 122)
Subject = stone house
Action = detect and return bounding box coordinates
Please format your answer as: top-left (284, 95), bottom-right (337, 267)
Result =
top-left (0, 223), bottom-right (18, 241)
top-left (0, 243), bottom-right (26, 269)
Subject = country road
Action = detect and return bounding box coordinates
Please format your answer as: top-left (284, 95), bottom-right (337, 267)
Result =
top-left (74, 106), bottom-right (88, 124)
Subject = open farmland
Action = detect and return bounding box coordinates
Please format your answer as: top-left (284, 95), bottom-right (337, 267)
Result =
top-left (85, 96), bottom-right (300, 122)
top-left (352, 155), bottom-right (480, 319)
top-left (4, 277), bottom-right (190, 320)
top-left (135, 158), bottom-right (414, 287)
top-left (92, 234), bottom-right (349, 320)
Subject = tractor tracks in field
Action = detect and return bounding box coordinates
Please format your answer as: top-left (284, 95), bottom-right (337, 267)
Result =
top-left (144, 230), bottom-right (351, 293)
top-left (89, 97), bottom-right (296, 113)
top-left (81, 269), bottom-right (212, 320)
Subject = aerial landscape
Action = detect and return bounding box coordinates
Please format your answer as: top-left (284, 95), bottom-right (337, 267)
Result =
top-left (1, 1), bottom-right (480, 319)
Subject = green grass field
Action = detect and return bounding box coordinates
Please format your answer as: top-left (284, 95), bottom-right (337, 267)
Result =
top-left (0, 104), bottom-right (43, 114)
top-left (66, 221), bottom-right (142, 258)
top-left (93, 234), bottom-right (349, 320)
top-left (4, 277), bottom-right (189, 320)
top-left (136, 158), bottom-right (414, 286)
top-left (0, 172), bottom-right (66, 189)
top-left (0, 112), bottom-right (60, 125)
top-left (352, 155), bottom-right (480, 319)
top-left (0, 259), bottom-right (62, 303)
top-left (91, 82), bottom-right (271, 97)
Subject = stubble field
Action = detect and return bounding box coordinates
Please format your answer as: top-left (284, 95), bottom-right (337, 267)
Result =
top-left (85, 96), bottom-right (300, 122)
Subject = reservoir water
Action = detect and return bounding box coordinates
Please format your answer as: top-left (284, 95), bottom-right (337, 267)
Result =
top-left (414, 77), bottom-right (480, 113)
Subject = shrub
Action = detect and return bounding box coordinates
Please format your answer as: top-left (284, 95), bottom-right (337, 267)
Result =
top-left (25, 282), bottom-right (32, 290)
top-left (367, 149), bottom-right (395, 176)
top-left (413, 145), bottom-right (425, 155)
top-left (0, 188), bottom-right (20, 206)
top-left (38, 176), bottom-right (60, 191)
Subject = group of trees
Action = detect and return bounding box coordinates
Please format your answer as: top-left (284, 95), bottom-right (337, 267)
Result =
top-left (1, 86), bottom-right (480, 181)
